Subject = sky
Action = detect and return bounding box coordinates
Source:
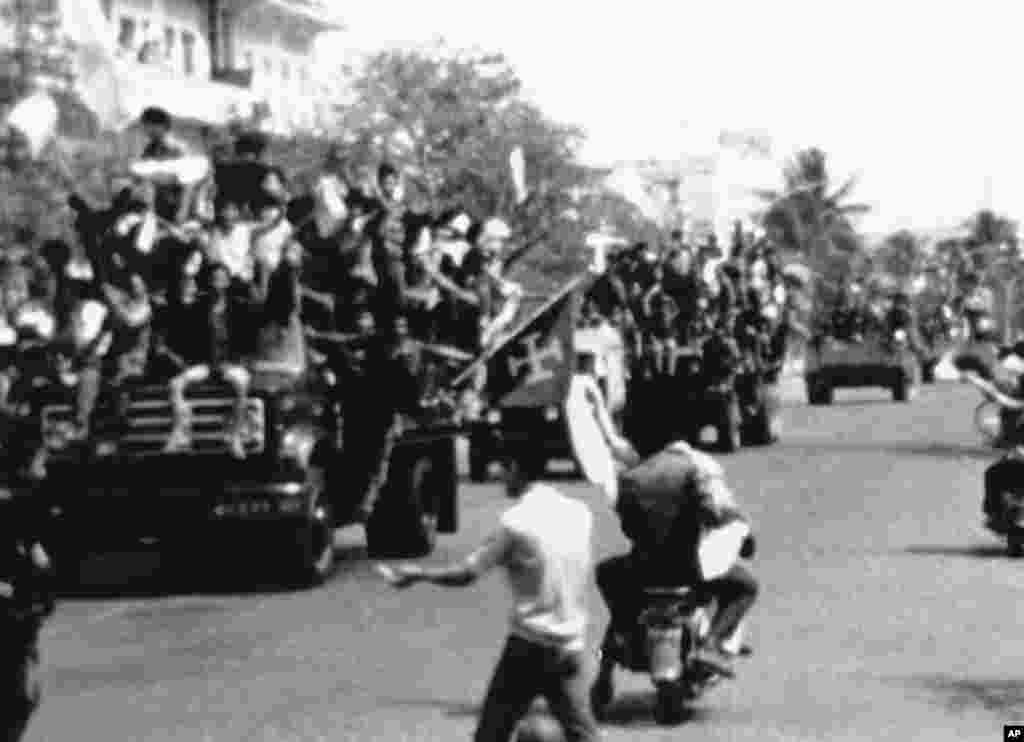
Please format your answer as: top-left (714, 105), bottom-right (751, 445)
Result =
top-left (317, 0), bottom-right (1024, 235)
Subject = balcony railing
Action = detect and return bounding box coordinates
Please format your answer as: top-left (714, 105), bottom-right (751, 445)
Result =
top-left (210, 66), bottom-right (254, 89)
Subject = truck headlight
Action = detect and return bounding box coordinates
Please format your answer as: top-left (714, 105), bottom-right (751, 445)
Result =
top-left (544, 406), bottom-right (559, 422)
top-left (279, 429), bottom-right (314, 466)
top-left (486, 410), bottom-right (501, 424)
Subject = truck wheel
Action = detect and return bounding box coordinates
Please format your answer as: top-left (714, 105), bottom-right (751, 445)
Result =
top-left (292, 482), bottom-right (335, 588)
top-left (741, 404), bottom-right (774, 446)
top-left (921, 359), bottom-right (936, 384)
top-left (893, 375), bottom-right (911, 403)
top-left (717, 399), bottom-right (742, 453)
top-left (806, 377), bottom-right (832, 406)
top-left (366, 453), bottom-right (438, 559)
top-left (1008, 528), bottom-right (1024, 558)
top-left (468, 432), bottom-right (491, 483)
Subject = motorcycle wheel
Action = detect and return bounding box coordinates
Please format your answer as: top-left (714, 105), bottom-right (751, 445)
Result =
top-left (590, 662), bottom-right (615, 721)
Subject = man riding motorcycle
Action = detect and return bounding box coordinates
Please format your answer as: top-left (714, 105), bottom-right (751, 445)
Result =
top-left (594, 440), bottom-right (758, 702)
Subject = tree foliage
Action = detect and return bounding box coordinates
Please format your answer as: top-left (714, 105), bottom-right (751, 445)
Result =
top-left (332, 44), bottom-right (658, 290)
top-left (759, 147), bottom-right (870, 307)
top-left (872, 229), bottom-right (923, 280)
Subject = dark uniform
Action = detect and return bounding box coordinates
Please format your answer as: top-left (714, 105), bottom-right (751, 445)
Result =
top-left (0, 494), bottom-right (54, 741)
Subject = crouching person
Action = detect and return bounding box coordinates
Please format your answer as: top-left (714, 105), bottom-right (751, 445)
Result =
top-left (165, 263), bottom-right (250, 458)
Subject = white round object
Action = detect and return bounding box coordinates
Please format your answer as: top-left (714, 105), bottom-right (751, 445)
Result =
top-left (14, 305), bottom-right (55, 340)
top-left (698, 520), bottom-right (750, 581)
top-left (75, 300), bottom-right (109, 345)
top-left (564, 374), bottom-right (618, 501)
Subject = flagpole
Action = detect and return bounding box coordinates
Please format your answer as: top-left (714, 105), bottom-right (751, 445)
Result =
top-left (451, 272), bottom-right (589, 389)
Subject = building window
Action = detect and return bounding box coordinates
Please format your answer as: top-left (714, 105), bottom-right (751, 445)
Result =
top-left (182, 32), bottom-right (196, 76)
top-left (244, 51), bottom-right (254, 71)
top-left (117, 16), bottom-right (136, 51)
top-left (281, 60), bottom-right (291, 81)
top-left (164, 27), bottom-right (175, 60)
top-left (263, 57), bottom-right (273, 77)
top-left (299, 66), bottom-right (310, 94)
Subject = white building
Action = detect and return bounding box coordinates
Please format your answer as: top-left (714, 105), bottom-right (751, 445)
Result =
top-left (94, 0), bottom-right (344, 135)
top-left (603, 128), bottom-right (782, 248)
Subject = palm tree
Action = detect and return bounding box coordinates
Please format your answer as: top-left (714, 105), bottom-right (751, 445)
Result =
top-left (758, 148), bottom-right (869, 254)
top-left (963, 209), bottom-right (1017, 250)
top-left (757, 147), bottom-right (870, 304)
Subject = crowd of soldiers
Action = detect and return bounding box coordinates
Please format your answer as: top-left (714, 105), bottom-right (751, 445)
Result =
top-left (0, 106), bottom-right (530, 483)
top-left (0, 105), bottom-right (546, 738)
top-left (579, 231), bottom-right (797, 454)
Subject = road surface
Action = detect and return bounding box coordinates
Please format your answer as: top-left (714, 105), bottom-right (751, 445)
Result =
top-left (24, 381), bottom-right (1024, 742)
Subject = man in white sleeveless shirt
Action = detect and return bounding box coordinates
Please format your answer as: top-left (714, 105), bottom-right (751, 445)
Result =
top-left (388, 436), bottom-right (601, 741)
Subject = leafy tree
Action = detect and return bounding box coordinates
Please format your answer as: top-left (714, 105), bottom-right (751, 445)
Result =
top-left (873, 230), bottom-right (923, 281)
top-left (963, 209), bottom-right (1017, 250)
top-left (333, 43), bottom-right (657, 290)
top-left (758, 147), bottom-right (870, 308)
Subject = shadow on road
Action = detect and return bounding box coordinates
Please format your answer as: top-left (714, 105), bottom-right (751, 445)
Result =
top-left (776, 442), bottom-right (993, 461)
top-left (903, 676), bottom-right (1024, 716)
top-left (375, 696), bottom-right (480, 717)
top-left (902, 544), bottom-right (1007, 559)
top-left (379, 693), bottom-right (718, 729)
top-left (55, 542), bottom-right (370, 601)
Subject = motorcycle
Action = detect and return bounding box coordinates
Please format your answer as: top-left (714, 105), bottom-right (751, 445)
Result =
top-left (591, 586), bottom-right (730, 725)
top-left (959, 360), bottom-right (1024, 447)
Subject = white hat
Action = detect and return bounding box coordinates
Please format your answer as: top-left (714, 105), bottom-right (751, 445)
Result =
top-left (449, 213), bottom-right (472, 236)
top-left (481, 217), bottom-right (511, 242)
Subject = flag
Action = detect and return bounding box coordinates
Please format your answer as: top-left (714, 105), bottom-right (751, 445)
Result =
top-left (510, 147), bottom-right (527, 205)
top-left (483, 280), bottom-right (579, 408)
top-left (60, 0), bottom-right (124, 131)
top-left (5, 93), bottom-right (58, 157)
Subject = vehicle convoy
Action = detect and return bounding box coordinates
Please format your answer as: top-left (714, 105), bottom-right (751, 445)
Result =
top-left (35, 337), bottom-right (463, 587)
top-left (804, 329), bottom-right (920, 405)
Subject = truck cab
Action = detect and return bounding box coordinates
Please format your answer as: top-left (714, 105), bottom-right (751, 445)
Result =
top-left (36, 332), bottom-right (461, 587)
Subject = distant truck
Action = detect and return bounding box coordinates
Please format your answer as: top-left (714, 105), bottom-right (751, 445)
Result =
top-left (35, 339), bottom-right (463, 588)
top-left (804, 330), bottom-right (920, 405)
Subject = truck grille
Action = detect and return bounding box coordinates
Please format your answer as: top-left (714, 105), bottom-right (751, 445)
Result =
top-left (41, 389), bottom-right (266, 457)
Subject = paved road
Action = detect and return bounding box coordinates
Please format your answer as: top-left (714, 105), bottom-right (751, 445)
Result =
top-left (24, 381), bottom-right (1024, 742)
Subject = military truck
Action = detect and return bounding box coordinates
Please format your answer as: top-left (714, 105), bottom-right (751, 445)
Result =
top-left (35, 340), bottom-right (462, 588)
top-left (804, 330), bottom-right (920, 404)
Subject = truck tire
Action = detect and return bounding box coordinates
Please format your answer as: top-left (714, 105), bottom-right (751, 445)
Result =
top-left (806, 376), bottom-right (833, 406)
top-left (291, 480), bottom-right (336, 588)
top-left (921, 359), bottom-right (937, 384)
top-left (741, 404), bottom-right (774, 446)
top-left (366, 451), bottom-right (438, 559)
top-left (893, 372), bottom-right (914, 403)
top-left (716, 398), bottom-right (742, 454)
top-left (468, 431), bottom-right (491, 483)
